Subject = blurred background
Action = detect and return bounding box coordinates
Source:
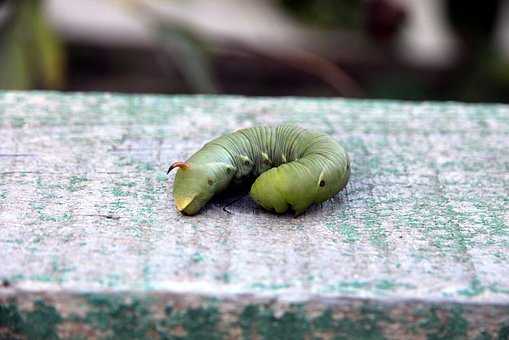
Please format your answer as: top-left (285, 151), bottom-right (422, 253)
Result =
top-left (1, 0), bottom-right (509, 102)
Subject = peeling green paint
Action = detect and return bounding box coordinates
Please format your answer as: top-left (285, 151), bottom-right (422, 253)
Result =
top-left (250, 282), bottom-right (291, 291)
top-left (2, 295), bottom-right (509, 339)
top-left (76, 295), bottom-right (224, 340)
top-left (498, 325), bottom-right (509, 340)
top-left (109, 199), bottom-right (126, 211)
top-left (10, 116), bottom-right (25, 128)
top-left (458, 279), bottom-right (509, 297)
top-left (418, 305), bottom-right (468, 340)
top-left (68, 176), bottom-right (88, 192)
top-left (0, 301), bottom-right (23, 336)
top-left (313, 307), bottom-right (388, 340)
top-left (240, 304), bottom-right (311, 340)
top-left (83, 296), bottom-right (156, 339)
top-left (324, 280), bottom-right (416, 294)
top-left (30, 202), bottom-right (73, 223)
top-left (111, 187), bottom-right (129, 197)
top-left (191, 252), bottom-right (204, 263)
top-left (338, 223), bottom-right (360, 243)
top-left (0, 299), bottom-right (62, 340)
top-left (458, 278), bottom-right (486, 297)
top-left (160, 304), bottom-right (223, 340)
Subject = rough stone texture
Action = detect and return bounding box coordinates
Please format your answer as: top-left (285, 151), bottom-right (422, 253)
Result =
top-left (0, 92), bottom-right (508, 339)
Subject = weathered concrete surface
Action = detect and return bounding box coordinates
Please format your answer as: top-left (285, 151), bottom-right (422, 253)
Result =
top-left (0, 92), bottom-right (508, 339)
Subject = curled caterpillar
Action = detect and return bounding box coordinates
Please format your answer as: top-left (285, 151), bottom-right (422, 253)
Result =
top-left (167, 125), bottom-right (350, 216)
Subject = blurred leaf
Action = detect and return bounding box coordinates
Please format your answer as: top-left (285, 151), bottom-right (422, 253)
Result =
top-left (0, 38), bottom-right (31, 89)
top-left (32, 1), bottom-right (66, 88)
top-left (276, 0), bottom-right (362, 29)
top-left (0, 0), bottom-right (65, 90)
top-left (488, 56), bottom-right (509, 86)
top-left (453, 50), bottom-right (509, 102)
top-left (0, 2), bottom-right (31, 89)
top-left (157, 26), bottom-right (217, 93)
top-left (367, 72), bottom-right (431, 100)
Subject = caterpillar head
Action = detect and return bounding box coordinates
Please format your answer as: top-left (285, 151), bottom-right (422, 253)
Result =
top-left (167, 161), bottom-right (234, 215)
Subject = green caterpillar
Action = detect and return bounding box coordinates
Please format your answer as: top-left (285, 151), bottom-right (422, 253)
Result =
top-left (167, 125), bottom-right (350, 216)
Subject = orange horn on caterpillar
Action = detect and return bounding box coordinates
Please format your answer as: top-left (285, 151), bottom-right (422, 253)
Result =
top-left (167, 161), bottom-right (190, 174)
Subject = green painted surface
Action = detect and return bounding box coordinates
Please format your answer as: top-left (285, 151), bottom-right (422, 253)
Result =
top-left (0, 92), bottom-right (508, 338)
top-left (1, 294), bottom-right (509, 339)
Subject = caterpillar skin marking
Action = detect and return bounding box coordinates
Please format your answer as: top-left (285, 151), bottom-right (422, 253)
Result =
top-left (168, 125), bottom-right (350, 216)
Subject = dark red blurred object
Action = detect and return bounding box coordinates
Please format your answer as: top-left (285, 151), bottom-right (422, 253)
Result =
top-left (364, 0), bottom-right (406, 42)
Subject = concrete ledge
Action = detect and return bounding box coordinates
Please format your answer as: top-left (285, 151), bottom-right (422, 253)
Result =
top-left (1, 92), bottom-right (508, 338)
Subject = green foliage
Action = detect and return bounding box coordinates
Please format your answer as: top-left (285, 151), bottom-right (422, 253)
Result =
top-left (277, 0), bottom-right (362, 29)
top-left (155, 26), bottom-right (217, 93)
top-left (0, 0), bottom-right (65, 90)
top-left (0, 300), bottom-right (62, 340)
top-left (418, 306), bottom-right (468, 340)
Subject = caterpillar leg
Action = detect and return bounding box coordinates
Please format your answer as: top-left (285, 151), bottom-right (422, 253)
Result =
top-left (249, 165), bottom-right (315, 215)
top-left (249, 173), bottom-right (289, 214)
